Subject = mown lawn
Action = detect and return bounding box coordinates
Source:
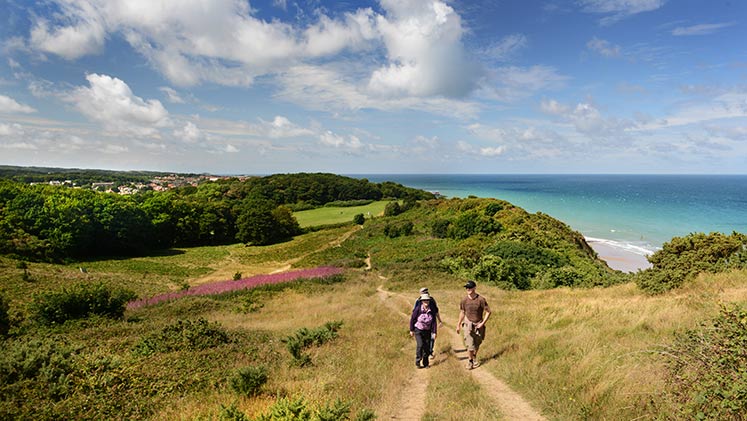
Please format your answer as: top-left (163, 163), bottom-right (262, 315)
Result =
top-left (293, 200), bottom-right (393, 228)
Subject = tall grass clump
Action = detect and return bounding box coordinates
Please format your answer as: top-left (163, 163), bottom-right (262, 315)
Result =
top-left (663, 304), bottom-right (747, 418)
top-left (30, 282), bottom-right (136, 325)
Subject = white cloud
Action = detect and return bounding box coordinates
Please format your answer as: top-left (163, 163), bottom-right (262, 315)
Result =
top-left (540, 99), bottom-right (570, 115)
top-left (367, 0), bottom-right (479, 98)
top-left (319, 130), bottom-right (365, 153)
top-left (303, 9), bottom-right (377, 57)
top-left (482, 34), bottom-right (528, 62)
top-left (671, 22), bottom-right (736, 36)
top-left (0, 122), bottom-right (25, 137)
top-left (479, 146), bottom-right (506, 156)
top-left (66, 73), bottom-right (170, 137)
top-left (174, 121), bottom-right (202, 143)
top-left (578, 0), bottom-right (666, 25)
top-left (30, 8), bottom-right (106, 60)
top-left (0, 94), bottom-right (36, 113)
top-left (159, 87), bottom-right (186, 104)
top-left (261, 116), bottom-right (315, 138)
top-left (587, 37), bottom-right (621, 57)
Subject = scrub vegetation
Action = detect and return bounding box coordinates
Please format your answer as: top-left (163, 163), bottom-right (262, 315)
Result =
top-left (1, 172), bottom-right (747, 419)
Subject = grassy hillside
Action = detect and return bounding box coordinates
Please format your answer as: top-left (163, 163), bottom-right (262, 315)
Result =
top-left (2, 197), bottom-right (746, 419)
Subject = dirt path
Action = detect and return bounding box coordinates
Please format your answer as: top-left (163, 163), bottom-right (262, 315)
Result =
top-left (377, 285), bottom-right (546, 421)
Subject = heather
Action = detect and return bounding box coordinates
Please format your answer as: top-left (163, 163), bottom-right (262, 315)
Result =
top-left (127, 266), bottom-right (343, 309)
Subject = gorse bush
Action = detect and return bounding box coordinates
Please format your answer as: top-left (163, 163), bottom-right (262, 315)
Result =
top-left (283, 321), bottom-right (343, 366)
top-left (636, 232), bottom-right (747, 293)
top-left (230, 365), bottom-right (268, 397)
top-left (383, 221), bottom-right (413, 238)
top-left (133, 318), bottom-right (230, 356)
top-left (30, 282), bottom-right (136, 325)
top-left (664, 304), bottom-right (747, 419)
top-left (0, 337), bottom-right (78, 402)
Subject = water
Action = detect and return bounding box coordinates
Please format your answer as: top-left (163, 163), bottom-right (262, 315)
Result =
top-left (354, 174), bottom-right (747, 257)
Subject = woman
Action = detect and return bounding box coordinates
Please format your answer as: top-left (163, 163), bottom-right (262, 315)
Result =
top-left (409, 293), bottom-right (437, 368)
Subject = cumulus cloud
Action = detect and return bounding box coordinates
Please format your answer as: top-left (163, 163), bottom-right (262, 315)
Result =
top-left (578, 0), bottom-right (666, 25)
top-left (66, 73), bottom-right (170, 136)
top-left (174, 121), bottom-right (202, 143)
top-left (671, 22), bottom-right (736, 36)
top-left (159, 87), bottom-right (186, 104)
top-left (30, 7), bottom-right (106, 60)
top-left (367, 0), bottom-right (480, 98)
top-left (587, 37), bottom-right (621, 57)
top-left (540, 99), bottom-right (570, 115)
top-left (261, 116), bottom-right (315, 138)
top-left (0, 94), bottom-right (36, 113)
top-left (303, 9), bottom-right (377, 57)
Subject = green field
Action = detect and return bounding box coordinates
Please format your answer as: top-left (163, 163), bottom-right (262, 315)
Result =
top-left (292, 200), bottom-right (393, 227)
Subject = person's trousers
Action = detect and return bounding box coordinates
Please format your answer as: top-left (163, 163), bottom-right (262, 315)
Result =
top-left (414, 328), bottom-right (432, 367)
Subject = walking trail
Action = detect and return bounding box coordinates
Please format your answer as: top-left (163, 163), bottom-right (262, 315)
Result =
top-left (376, 284), bottom-right (546, 421)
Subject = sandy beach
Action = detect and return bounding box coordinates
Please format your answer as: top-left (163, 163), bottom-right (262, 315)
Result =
top-left (586, 238), bottom-right (653, 273)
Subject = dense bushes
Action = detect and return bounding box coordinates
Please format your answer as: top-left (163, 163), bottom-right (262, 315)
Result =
top-left (133, 318), bottom-right (230, 355)
top-left (664, 305), bottom-right (747, 418)
top-left (636, 232), bottom-right (747, 293)
top-left (30, 282), bottom-right (136, 325)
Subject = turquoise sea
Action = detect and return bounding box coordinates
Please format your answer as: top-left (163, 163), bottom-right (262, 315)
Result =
top-left (355, 174), bottom-right (747, 257)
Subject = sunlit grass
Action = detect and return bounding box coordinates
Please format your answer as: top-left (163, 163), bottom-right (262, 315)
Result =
top-left (293, 201), bottom-right (390, 228)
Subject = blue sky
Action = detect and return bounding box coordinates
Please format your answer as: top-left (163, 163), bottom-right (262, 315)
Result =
top-left (0, 0), bottom-right (745, 174)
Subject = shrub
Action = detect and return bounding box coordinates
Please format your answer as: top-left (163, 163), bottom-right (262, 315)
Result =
top-left (30, 282), bottom-right (137, 325)
top-left (430, 219), bottom-right (450, 238)
top-left (383, 201), bottom-right (401, 217)
top-left (0, 295), bottom-right (9, 337)
top-left (230, 365), bottom-right (268, 397)
top-left (251, 396), bottom-right (374, 421)
top-left (283, 321), bottom-right (343, 366)
top-left (484, 202), bottom-right (503, 216)
top-left (219, 404), bottom-right (251, 421)
top-left (133, 318), bottom-right (230, 356)
top-left (635, 232), bottom-right (747, 294)
top-left (664, 304), bottom-right (747, 419)
top-left (233, 271), bottom-right (242, 281)
top-left (353, 213), bottom-right (365, 225)
top-left (383, 221), bottom-right (413, 238)
top-left (0, 337), bottom-right (78, 401)
top-left (448, 211), bottom-right (501, 239)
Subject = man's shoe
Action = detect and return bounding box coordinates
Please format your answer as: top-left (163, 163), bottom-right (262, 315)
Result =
top-left (467, 360), bottom-right (474, 370)
top-left (472, 360), bottom-right (480, 368)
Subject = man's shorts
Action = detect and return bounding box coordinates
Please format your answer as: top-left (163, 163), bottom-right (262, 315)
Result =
top-left (462, 321), bottom-right (485, 351)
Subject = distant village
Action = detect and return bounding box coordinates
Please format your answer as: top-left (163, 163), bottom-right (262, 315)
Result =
top-left (30, 174), bottom-right (254, 195)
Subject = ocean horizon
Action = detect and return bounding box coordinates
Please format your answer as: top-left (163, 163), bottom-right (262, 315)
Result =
top-left (352, 174), bottom-right (747, 261)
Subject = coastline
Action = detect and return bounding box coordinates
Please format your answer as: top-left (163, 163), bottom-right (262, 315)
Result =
top-left (585, 237), bottom-right (653, 273)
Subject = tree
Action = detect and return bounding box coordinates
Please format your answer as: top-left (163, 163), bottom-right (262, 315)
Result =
top-left (235, 198), bottom-right (300, 246)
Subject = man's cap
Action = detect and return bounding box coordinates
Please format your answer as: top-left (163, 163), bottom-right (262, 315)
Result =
top-left (419, 293), bottom-right (431, 301)
top-left (419, 287), bottom-right (429, 294)
top-left (463, 280), bottom-right (476, 289)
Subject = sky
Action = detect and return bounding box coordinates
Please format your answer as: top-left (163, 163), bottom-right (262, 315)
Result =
top-left (0, 0), bottom-right (746, 175)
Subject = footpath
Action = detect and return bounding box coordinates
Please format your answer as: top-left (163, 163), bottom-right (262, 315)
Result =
top-left (376, 284), bottom-right (546, 421)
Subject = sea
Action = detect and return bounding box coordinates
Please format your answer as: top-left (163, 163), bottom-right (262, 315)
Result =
top-left (353, 174), bottom-right (747, 258)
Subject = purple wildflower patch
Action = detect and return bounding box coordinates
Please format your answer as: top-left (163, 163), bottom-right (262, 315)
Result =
top-left (127, 266), bottom-right (343, 310)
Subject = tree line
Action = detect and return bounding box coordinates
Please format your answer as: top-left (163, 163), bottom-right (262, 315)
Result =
top-left (0, 173), bottom-right (433, 261)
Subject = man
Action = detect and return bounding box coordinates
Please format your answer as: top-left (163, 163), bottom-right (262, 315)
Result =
top-left (413, 287), bottom-right (443, 356)
top-left (456, 280), bottom-right (491, 369)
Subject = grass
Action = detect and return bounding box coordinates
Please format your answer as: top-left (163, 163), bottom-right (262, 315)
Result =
top-left (293, 200), bottom-right (392, 228)
top-left (3, 206), bottom-right (747, 419)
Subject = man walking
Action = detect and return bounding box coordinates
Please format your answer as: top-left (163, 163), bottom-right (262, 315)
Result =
top-left (456, 280), bottom-right (491, 369)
